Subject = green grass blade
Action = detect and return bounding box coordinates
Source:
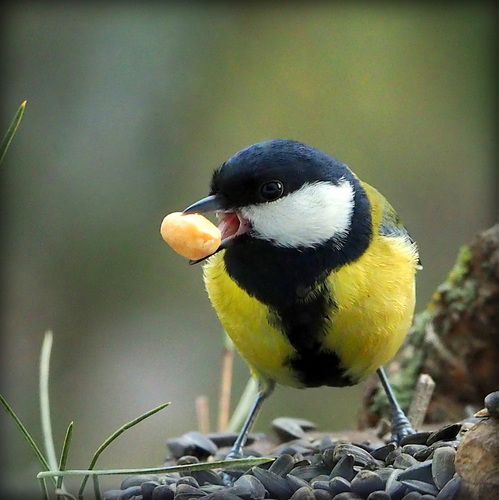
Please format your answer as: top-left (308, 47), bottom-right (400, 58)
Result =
top-left (58, 421), bottom-right (74, 471)
top-left (77, 401), bottom-right (170, 497)
top-left (39, 478), bottom-right (50, 500)
top-left (88, 401), bottom-right (171, 467)
top-left (0, 393), bottom-right (53, 477)
top-left (56, 421), bottom-right (74, 491)
top-left (228, 376), bottom-right (258, 432)
top-left (92, 475), bottom-right (102, 500)
top-left (40, 331), bottom-right (59, 471)
top-left (38, 456), bottom-right (274, 479)
top-left (0, 100), bottom-right (26, 165)
top-left (55, 490), bottom-right (77, 500)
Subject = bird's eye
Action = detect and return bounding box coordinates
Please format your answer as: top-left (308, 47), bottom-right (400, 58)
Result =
top-left (259, 180), bottom-right (284, 201)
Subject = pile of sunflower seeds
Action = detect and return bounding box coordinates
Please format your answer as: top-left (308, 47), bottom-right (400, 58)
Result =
top-left (102, 419), bottom-right (468, 500)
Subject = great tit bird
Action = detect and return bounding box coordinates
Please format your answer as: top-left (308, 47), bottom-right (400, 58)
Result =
top-left (183, 139), bottom-right (420, 457)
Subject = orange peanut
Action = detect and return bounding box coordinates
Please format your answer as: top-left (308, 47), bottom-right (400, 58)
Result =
top-left (160, 212), bottom-right (221, 260)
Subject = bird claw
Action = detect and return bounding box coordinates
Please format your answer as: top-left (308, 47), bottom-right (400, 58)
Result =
top-left (220, 447), bottom-right (245, 486)
top-left (390, 413), bottom-right (415, 444)
top-left (221, 471), bottom-right (235, 487)
top-left (225, 449), bottom-right (244, 460)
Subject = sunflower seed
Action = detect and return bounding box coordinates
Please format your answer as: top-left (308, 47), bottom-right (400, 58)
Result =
top-left (385, 448), bottom-right (402, 466)
top-left (331, 493), bottom-right (363, 500)
top-left (401, 445), bottom-right (427, 457)
top-left (366, 492), bottom-right (392, 500)
top-left (289, 486), bottom-right (315, 500)
top-left (398, 460), bottom-right (434, 484)
top-left (322, 446), bottom-right (337, 469)
top-left (176, 476), bottom-right (200, 488)
top-left (385, 469), bottom-right (406, 500)
top-left (163, 473), bottom-right (181, 484)
top-left (393, 453), bottom-right (419, 469)
top-left (413, 442), bottom-right (455, 462)
top-left (386, 479), bottom-right (407, 500)
top-left (370, 443), bottom-right (397, 461)
top-left (328, 477), bottom-right (351, 495)
top-left (167, 431), bottom-right (218, 460)
top-left (434, 476), bottom-right (461, 499)
top-left (200, 485), bottom-right (225, 495)
top-left (140, 481), bottom-right (160, 500)
top-left (203, 490), bottom-right (244, 500)
top-left (251, 466), bottom-right (295, 499)
top-left (103, 490), bottom-right (126, 500)
top-left (269, 453), bottom-right (296, 476)
top-left (376, 467), bottom-right (397, 486)
top-left (119, 486), bottom-right (143, 500)
top-left (333, 444), bottom-right (382, 468)
top-left (151, 484), bottom-right (174, 500)
top-left (290, 464), bottom-right (331, 481)
top-left (317, 435), bottom-right (335, 451)
top-left (431, 448), bottom-right (455, 490)
top-left (192, 470), bottom-right (224, 486)
top-left (233, 474), bottom-right (266, 499)
top-left (400, 493), bottom-right (422, 500)
top-left (311, 480), bottom-right (331, 492)
top-left (329, 453), bottom-right (356, 481)
top-left (122, 476), bottom-right (160, 489)
top-left (313, 489), bottom-right (332, 500)
top-left (426, 424), bottom-right (461, 446)
top-left (174, 483), bottom-right (206, 500)
top-left (400, 432), bottom-right (432, 446)
top-left (400, 479), bottom-right (438, 496)
top-left (350, 470), bottom-right (384, 497)
top-left (177, 455), bottom-right (200, 466)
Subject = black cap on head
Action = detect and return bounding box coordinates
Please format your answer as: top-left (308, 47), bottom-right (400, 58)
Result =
top-left (210, 139), bottom-right (352, 209)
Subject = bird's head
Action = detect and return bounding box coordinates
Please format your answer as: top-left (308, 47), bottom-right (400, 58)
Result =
top-left (183, 139), bottom-right (371, 264)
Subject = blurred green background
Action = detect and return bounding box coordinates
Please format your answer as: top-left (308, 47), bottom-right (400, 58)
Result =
top-left (1, 3), bottom-right (496, 497)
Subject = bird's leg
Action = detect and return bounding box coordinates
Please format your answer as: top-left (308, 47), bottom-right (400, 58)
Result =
top-left (226, 378), bottom-right (275, 459)
top-left (377, 366), bottom-right (414, 444)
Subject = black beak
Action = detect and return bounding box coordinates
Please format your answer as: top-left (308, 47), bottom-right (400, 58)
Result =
top-left (182, 194), bottom-right (224, 265)
top-left (183, 194), bottom-right (223, 215)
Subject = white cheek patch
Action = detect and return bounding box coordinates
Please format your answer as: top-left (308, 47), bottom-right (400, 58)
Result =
top-left (241, 180), bottom-right (355, 248)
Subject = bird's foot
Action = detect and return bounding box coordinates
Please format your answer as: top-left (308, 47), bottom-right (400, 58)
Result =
top-left (221, 447), bottom-right (244, 486)
top-left (225, 448), bottom-right (244, 460)
top-left (390, 409), bottom-right (415, 445)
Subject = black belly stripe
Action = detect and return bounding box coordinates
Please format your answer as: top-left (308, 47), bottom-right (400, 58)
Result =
top-left (270, 283), bottom-right (356, 388)
top-left (289, 350), bottom-right (356, 388)
top-left (223, 185), bottom-right (373, 388)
